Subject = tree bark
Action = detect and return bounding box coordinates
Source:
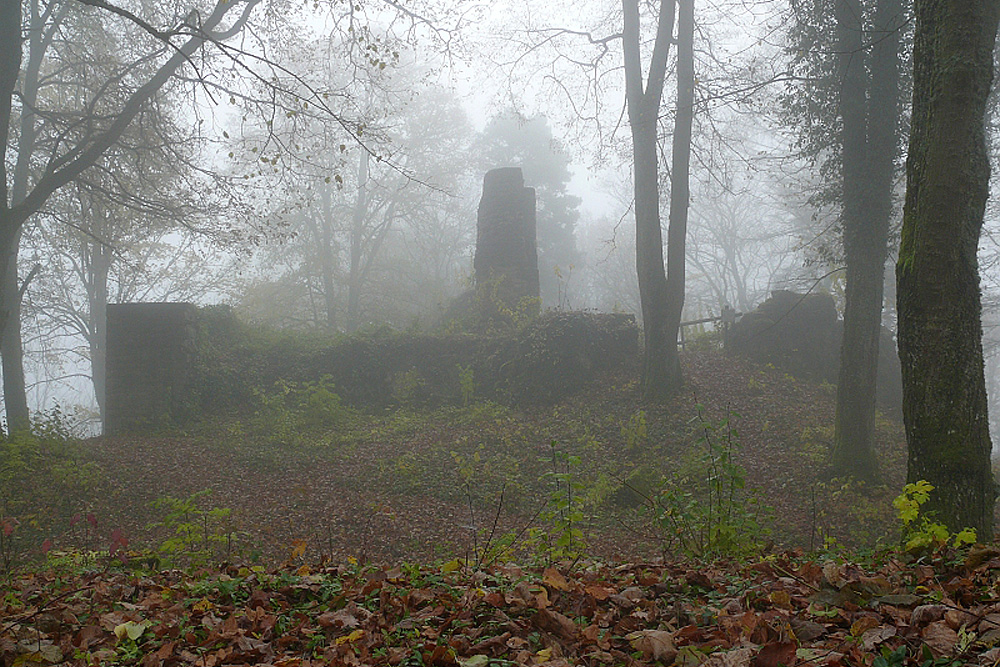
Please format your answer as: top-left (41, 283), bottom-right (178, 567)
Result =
top-left (896, 0), bottom-right (999, 539)
top-left (1, 228), bottom-right (28, 434)
top-left (87, 235), bottom-right (112, 423)
top-left (319, 188), bottom-right (338, 331)
top-left (831, 0), bottom-right (902, 481)
top-left (663, 0), bottom-right (695, 394)
top-left (347, 150), bottom-right (369, 333)
top-left (623, 0), bottom-right (679, 400)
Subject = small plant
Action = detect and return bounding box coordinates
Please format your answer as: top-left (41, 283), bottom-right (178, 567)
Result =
top-left (535, 440), bottom-right (588, 564)
top-left (642, 409), bottom-right (771, 558)
top-left (149, 490), bottom-right (241, 567)
top-left (457, 365), bottom-right (475, 407)
top-left (0, 407), bottom-right (102, 573)
top-left (621, 410), bottom-right (647, 454)
top-left (893, 480), bottom-right (976, 553)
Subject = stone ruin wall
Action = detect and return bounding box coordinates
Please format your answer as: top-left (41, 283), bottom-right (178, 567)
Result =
top-left (104, 302), bottom-right (199, 435)
top-left (726, 290), bottom-right (903, 416)
top-left (103, 169), bottom-right (633, 433)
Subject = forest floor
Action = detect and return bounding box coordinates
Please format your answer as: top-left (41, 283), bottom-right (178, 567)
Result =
top-left (50, 347), bottom-right (908, 566)
top-left (7, 346), bottom-right (1000, 666)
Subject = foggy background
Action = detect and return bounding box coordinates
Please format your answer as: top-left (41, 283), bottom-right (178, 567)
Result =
top-left (9, 0), bottom-right (1000, 441)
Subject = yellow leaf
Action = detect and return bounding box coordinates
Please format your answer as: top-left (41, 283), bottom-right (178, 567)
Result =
top-left (441, 559), bottom-right (462, 573)
top-left (290, 539), bottom-right (306, 560)
top-left (113, 621), bottom-right (147, 641)
top-left (335, 629), bottom-right (365, 645)
top-left (533, 647), bottom-right (552, 663)
top-left (542, 567), bottom-right (570, 591)
top-left (192, 598), bottom-right (214, 613)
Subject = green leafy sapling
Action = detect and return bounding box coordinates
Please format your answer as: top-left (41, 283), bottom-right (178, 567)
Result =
top-left (893, 480), bottom-right (976, 553)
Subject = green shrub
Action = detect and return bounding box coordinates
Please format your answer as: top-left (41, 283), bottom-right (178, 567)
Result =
top-left (894, 480), bottom-right (976, 553)
top-left (0, 407), bottom-right (103, 572)
top-left (149, 490), bottom-right (243, 567)
top-left (249, 376), bottom-right (353, 444)
top-left (641, 409), bottom-right (771, 558)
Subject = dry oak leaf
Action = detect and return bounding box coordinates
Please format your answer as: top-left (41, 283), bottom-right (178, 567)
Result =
top-left (849, 615), bottom-right (880, 637)
top-left (534, 607), bottom-right (578, 640)
top-left (788, 617), bottom-right (825, 642)
top-left (701, 646), bottom-right (755, 667)
top-left (944, 607), bottom-right (977, 630)
top-left (584, 584), bottom-right (615, 601)
top-left (861, 625), bottom-right (896, 651)
top-left (751, 641), bottom-right (796, 667)
top-left (625, 629), bottom-right (677, 663)
top-left (921, 620), bottom-right (959, 657)
top-left (911, 604), bottom-right (948, 628)
top-left (542, 568), bottom-right (571, 591)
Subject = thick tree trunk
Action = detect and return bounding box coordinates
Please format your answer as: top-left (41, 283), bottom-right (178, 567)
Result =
top-left (896, 0), bottom-right (999, 539)
top-left (1, 230), bottom-right (29, 434)
top-left (633, 117), bottom-right (675, 398)
top-left (662, 0), bottom-right (695, 395)
top-left (831, 0), bottom-right (902, 481)
top-left (89, 244), bottom-right (111, 423)
top-left (623, 0), bottom-right (679, 400)
top-left (319, 189), bottom-right (337, 331)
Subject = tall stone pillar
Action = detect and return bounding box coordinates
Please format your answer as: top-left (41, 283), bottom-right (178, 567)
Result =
top-left (474, 168), bottom-right (539, 325)
top-left (104, 302), bottom-right (198, 434)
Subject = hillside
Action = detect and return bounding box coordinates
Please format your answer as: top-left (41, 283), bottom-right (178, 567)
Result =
top-left (66, 346), bottom-right (907, 567)
top-left (9, 346), bottom-right (997, 667)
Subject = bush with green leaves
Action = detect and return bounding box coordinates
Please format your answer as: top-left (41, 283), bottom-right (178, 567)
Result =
top-left (532, 440), bottom-right (588, 563)
top-left (641, 410), bottom-right (771, 558)
top-left (148, 490), bottom-right (243, 568)
top-left (0, 407), bottom-right (102, 572)
top-left (893, 480), bottom-right (976, 553)
top-left (249, 376), bottom-right (353, 444)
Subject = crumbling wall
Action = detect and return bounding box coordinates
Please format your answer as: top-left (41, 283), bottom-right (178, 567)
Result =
top-left (104, 303), bottom-right (199, 434)
top-left (727, 291), bottom-right (840, 382)
top-left (727, 290), bottom-right (903, 416)
top-left (104, 305), bottom-right (639, 430)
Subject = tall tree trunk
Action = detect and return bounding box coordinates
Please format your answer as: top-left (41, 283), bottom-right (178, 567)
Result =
top-left (1, 229), bottom-right (28, 434)
top-left (319, 188), bottom-right (337, 331)
top-left (623, 0), bottom-right (678, 400)
top-left (896, 0), bottom-right (999, 539)
top-left (88, 241), bottom-right (111, 424)
top-left (1, 0), bottom-right (28, 432)
top-left (831, 0), bottom-right (902, 481)
top-left (663, 0), bottom-right (695, 392)
top-left (632, 112), bottom-right (674, 398)
top-left (347, 151), bottom-right (369, 333)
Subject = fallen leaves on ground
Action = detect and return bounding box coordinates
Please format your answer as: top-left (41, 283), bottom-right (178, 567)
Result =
top-left (5, 548), bottom-right (1000, 667)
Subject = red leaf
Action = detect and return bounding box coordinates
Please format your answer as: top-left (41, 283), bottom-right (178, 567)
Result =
top-left (41, 538), bottom-right (53, 554)
top-left (751, 642), bottom-right (797, 667)
top-left (86, 513), bottom-right (98, 529)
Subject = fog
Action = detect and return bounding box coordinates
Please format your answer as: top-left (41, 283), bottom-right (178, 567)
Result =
top-left (3, 0), bottom-right (999, 446)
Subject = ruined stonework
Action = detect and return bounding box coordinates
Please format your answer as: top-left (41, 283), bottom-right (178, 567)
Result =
top-left (474, 168), bottom-right (540, 322)
top-left (727, 291), bottom-right (840, 382)
top-left (727, 290), bottom-right (903, 416)
top-left (104, 302), bottom-right (198, 434)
